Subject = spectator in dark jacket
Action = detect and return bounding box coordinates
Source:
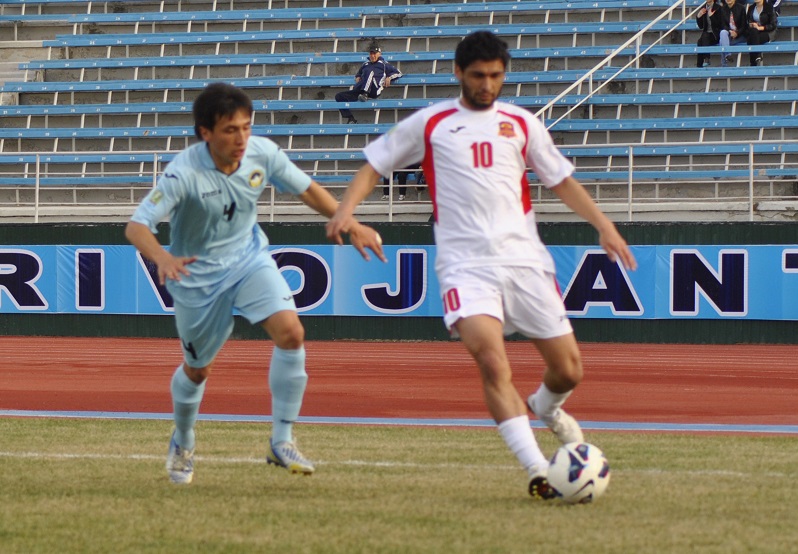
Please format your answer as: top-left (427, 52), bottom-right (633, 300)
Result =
top-left (696, 0), bottom-right (724, 67)
top-left (747, 0), bottom-right (778, 66)
top-left (335, 44), bottom-right (403, 124)
top-left (719, 0), bottom-right (749, 66)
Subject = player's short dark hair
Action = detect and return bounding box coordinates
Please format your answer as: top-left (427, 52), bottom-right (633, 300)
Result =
top-left (454, 31), bottom-right (511, 71)
top-left (192, 82), bottom-right (253, 139)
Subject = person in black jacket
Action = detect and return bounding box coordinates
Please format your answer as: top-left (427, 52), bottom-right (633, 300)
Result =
top-left (335, 43), bottom-right (403, 124)
top-left (719, 0), bottom-right (749, 66)
top-left (747, 0), bottom-right (778, 66)
top-left (696, 0), bottom-right (724, 67)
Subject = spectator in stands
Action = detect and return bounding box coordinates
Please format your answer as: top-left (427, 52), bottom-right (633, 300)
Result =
top-left (696, 0), bottom-right (724, 67)
top-left (335, 43), bottom-right (403, 125)
top-left (746, 0), bottom-right (779, 66)
top-left (125, 82), bottom-right (385, 485)
top-left (382, 164), bottom-right (421, 201)
top-left (719, 0), bottom-right (749, 67)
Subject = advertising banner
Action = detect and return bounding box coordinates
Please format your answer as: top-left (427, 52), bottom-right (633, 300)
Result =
top-left (1, 244), bottom-right (797, 320)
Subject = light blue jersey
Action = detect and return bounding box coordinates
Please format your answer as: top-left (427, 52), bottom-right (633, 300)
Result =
top-left (132, 136), bottom-right (311, 290)
top-left (131, 135), bottom-right (312, 366)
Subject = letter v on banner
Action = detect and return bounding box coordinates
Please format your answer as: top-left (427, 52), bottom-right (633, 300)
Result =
top-left (135, 252), bottom-right (174, 311)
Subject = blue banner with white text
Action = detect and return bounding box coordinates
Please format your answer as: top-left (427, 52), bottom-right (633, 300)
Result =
top-left (1, 244), bottom-right (797, 320)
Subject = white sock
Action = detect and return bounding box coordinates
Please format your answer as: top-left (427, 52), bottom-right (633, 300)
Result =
top-left (497, 415), bottom-right (548, 474)
top-left (531, 384), bottom-right (572, 422)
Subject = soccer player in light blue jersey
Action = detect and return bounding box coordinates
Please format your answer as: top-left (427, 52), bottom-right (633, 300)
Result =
top-left (126, 82), bottom-right (386, 484)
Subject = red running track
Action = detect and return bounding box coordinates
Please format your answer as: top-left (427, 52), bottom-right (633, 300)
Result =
top-left (2, 337), bottom-right (797, 426)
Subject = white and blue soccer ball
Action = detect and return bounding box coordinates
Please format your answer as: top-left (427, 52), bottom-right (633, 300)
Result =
top-left (547, 442), bottom-right (611, 504)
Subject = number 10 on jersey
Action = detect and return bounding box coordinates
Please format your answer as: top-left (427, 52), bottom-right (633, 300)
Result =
top-left (471, 142), bottom-right (493, 168)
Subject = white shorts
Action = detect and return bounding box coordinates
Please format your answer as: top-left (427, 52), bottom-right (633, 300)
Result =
top-left (438, 265), bottom-right (573, 339)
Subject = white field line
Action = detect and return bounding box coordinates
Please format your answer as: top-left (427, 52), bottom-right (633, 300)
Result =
top-left (0, 450), bottom-right (791, 478)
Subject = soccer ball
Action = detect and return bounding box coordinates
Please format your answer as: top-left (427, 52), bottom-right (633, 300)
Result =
top-left (547, 442), bottom-right (610, 504)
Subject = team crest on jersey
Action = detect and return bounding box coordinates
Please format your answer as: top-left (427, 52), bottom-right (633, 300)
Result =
top-left (249, 170), bottom-right (265, 188)
top-left (498, 121), bottom-right (516, 138)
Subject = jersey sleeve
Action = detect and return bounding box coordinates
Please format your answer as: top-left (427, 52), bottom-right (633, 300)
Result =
top-left (524, 114), bottom-right (575, 188)
top-left (254, 138), bottom-right (312, 194)
top-left (129, 171), bottom-right (183, 233)
top-left (364, 109), bottom-right (426, 177)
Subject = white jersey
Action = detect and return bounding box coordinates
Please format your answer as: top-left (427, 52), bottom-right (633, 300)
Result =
top-left (364, 98), bottom-right (574, 274)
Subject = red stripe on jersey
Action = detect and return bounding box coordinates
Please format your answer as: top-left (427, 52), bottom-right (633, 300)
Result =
top-left (422, 108), bottom-right (459, 223)
top-left (498, 110), bottom-right (533, 214)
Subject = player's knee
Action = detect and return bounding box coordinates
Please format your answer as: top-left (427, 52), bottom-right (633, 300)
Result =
top-left (184, 363), bottom-right (212, 384)
top-left (273, 322), bottom-right (305, 350)
top-left (474, 351), bottom-right (511, 387)
top-left (555, 352), bottom-right (583, 389)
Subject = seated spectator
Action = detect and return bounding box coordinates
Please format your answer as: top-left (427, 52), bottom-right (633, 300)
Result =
top-left (382, 164), bottom-right (420, 201)
top-left (696, 0), bottom-right (724, 68)
top-left (746, 0), bottom-right (778, 66)
top-left (719, 0), bottom-right (749, 67)
top-left (335, 43), bottom-right (403, 125)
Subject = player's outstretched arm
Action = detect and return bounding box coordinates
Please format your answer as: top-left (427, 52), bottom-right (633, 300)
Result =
top-left (300, 180), bottom-right (386, 262)
top-left (326, 163), bottom-right (382, 247)
top-left (124, 221), bottom-right (197, 285)
top-left (551, 176), bottom-right (638, 271)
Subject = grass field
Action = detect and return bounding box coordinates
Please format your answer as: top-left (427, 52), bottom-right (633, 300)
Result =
top-left (1, 417), bottom-right (796, 554)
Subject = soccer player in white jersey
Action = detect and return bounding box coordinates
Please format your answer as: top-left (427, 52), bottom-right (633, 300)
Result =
top-left (327, 31), bottom-right (637, 499)
top-left (126, 82), bottom-right (385, 484)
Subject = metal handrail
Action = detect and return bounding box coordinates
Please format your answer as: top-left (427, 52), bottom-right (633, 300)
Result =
top-left (536, 0), bottom-right (703, 128)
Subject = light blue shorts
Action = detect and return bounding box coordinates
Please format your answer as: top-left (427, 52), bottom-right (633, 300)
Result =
top-left (170, 252), bottom-right (295, 368)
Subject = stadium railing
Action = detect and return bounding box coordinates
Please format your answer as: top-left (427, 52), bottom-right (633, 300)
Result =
top-left (40, 20), bottom-right (694, 58)
top-left (7, 64), bottom-right (798, 108)
top-left (18, 41), bottom-right (798, 83)
top-left (3, 141), bottom-right (797, 178)
top-left (3, 90), bottom-right (797, 129)
top-left (0, 0), bottom-right (690, 17)
top-left (2, 116), bottom-right (797, 150)
top-left (2, 140), bottom-right (796, 223)
top-left (58, 1), bottom-right (688, 34)
top-left (0, 0), bottom-right (321, 16)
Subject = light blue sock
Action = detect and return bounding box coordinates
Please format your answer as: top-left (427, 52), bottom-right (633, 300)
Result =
top-left (269, 346), bottom-right (308, 444)
top-left (170, 364), bottom-right (206, 451)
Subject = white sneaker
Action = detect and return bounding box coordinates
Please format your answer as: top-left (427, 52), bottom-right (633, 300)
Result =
top-left (381, 194), bottom-right (389, 200)
top-left (166, 431), bottom-right (194, 484)
top-left (527, 394), bottom-right (584, 445)
top-left (398, 194), bottom-right (405, 201)
top-left (267, 438), bottom-right (315, 475)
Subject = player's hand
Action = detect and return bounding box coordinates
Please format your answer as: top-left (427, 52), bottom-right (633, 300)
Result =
top-left (599, 228), bottom-right (637, 271)
top-left (348, 222), bottom-right (387, 262)
top-left (156, 254), bottom-right (197, 285)
top-left (326, 211), bottom-right (354, 246)
top-left (326, 216), bottom-right (387, 262)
